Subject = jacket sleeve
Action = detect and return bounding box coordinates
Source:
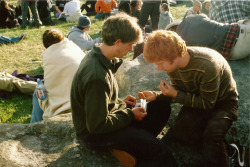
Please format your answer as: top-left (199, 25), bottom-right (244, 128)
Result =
top-left (72, 34), bottom-right (101, 51)
top-left (111, 0), bottom-right (117, 8)
top-left (84, 79), bottom-right (134, 134)
top-left (95, 0), bottom-right (101, 13)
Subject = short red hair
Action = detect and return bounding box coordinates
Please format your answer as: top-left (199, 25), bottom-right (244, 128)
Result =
top-left (143, 30), bottom-right (187, 63)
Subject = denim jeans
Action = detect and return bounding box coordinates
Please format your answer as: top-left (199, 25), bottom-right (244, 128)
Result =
top-left (0, 36), bottom-right (19, 45)
top-left (21, 0), bottom-right (40, 27)
top-left (30, 90), bottom-right (43, 123)
top-left (95, 12), bottom-right (110, 20)
top-left (173, 100), bottom-right (238, 167)
top-left (80, 100), bottom-right (178, 167)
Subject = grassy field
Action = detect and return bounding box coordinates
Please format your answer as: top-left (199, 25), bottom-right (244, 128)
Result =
top-left (0, 1), bottom-right (189, 123)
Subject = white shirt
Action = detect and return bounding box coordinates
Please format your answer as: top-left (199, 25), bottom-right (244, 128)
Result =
top-left (63, 0), bottom-right (81, 15)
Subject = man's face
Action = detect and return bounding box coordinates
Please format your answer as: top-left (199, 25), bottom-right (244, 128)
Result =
top-left (115, 40), bottom-right (134, 58)
top-left (194, 4), bottom-right (202, 12)
top-left (154, 59), bottom-right (179, 73)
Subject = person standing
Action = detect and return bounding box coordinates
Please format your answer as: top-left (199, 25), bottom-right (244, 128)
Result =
top-left (70, 13), bottom-right (178, 167)
top-left (21, 0), bottom-right (41, 29)
top-left (139, 0), bottom-right (161, 30)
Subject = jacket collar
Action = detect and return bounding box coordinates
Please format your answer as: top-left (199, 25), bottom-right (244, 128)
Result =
top-left (93, 46), bottom-right (123, 73)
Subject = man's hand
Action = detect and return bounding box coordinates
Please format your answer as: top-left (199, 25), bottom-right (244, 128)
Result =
top-left (137, 91), bottom-right (156, 101)
top-left (160, 80), bottom-right (177, 98)
top-left (123, 95), bottom-right (137, 107)
top-left (132, 107), bottom-right (147, 121)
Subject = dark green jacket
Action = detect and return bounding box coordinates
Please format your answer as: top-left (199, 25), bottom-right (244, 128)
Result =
top-left (71, 46), bottom-right (134, 138)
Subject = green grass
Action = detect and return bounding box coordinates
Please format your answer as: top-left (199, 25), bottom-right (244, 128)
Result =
top-left (0, 3), bottom-right (188, 123)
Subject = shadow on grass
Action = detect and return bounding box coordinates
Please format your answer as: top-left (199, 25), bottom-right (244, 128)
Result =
top-left (26, 66), bottom-right (44, 76)
top-left (0, 92), bottom-right (32, 123)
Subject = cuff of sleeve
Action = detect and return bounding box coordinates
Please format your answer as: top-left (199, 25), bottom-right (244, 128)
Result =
top-left (155, 91), bottom-right (172, 102)
top-left (127, 108), bottom-right (135, 120)
top-left (172, 90), bottom-right (185, 103)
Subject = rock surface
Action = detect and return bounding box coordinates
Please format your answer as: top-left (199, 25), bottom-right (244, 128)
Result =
top-left (0, 114), bottom-right (121, 167)
top-left (0, 55), bottom-right (249, 167)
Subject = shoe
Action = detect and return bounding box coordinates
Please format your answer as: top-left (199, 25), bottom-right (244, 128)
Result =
top-left (229, 143), bottom-right (245, 167)
top-left (19, 32), bottom-right (27, 41)
top-left (109, 149), bottom-right (136, 167)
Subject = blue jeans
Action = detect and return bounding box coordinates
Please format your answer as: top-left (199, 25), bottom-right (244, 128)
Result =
top-left (80, 100), bottom-right (178, 167)
top-left (95, 12), bottom-right (110, 20)
top-left (0, 36), bottom-right (20, 45)
top-left (30, 90), bottom-right (43, 123)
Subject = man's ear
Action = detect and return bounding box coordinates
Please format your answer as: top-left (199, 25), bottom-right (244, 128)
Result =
top-left (114, 39), bottom-right (122, 46)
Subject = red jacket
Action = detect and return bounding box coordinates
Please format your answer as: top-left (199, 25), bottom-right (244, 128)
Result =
top-left (95, 0), bottom-right (117, 13)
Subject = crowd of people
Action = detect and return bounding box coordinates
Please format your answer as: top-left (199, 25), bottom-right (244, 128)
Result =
top-left (1, 0), bottom-right (249, 167)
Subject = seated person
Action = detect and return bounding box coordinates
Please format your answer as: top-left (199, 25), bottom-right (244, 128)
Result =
top-left (37, 0), bottom-right (56, 25)
top-left (183, 0), bottom-right (202, 20)
top-left (61, 0), bottom-right (82, 22)
top-left (0, 33), bottom-right (27, 45)
top-left (209, 0), bottom-right (250, 24)
top-left (70, 12), bottom-right (178, 167)
top-left (95, 0), bottom-right (117, 20)
top-left (55, 0), bottom-right (69, 19)
top-left (175, 14), bottom-right (250, 60)
top-left (159, 2), bottom-right (173, 30)
top-left (80, 0), bottom-right (97, 16)
top-left (30, 28), bottom-right (85, 123)
top-left (201, 0), bottom-right (210, 16)
top-left (0, 0), bottom-right (19, 28)
top-left (68, 16), bottom-right (101, 51)
top-left (118, 0), bottom-right (130, 14)
top-left (130, 0), bottom-right (142, 20)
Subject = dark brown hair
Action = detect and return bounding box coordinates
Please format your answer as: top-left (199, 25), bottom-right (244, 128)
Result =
top-left (42, 29), bottom-right (64, 48)
top-left (101, 12), bottom-right (143, 46)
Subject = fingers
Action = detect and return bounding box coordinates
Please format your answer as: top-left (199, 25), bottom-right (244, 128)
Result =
top-left (137, 91), bottom-right (146, 99)
top-left (132, 107), bottom-right (147, 121)
top-left (125, 99), bottom-right (136, 106)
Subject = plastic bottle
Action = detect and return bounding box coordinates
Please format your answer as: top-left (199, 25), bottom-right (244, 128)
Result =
top-left (36, 79), bottom-right (48, 100)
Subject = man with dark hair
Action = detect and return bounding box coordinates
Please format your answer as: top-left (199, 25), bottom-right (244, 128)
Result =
top-left (68, 16), bottom-right (101, 51)
top-left (71, 13), bottom-right (178, 167)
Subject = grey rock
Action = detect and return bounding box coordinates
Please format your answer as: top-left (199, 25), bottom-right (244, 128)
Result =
top-left (0, 114), bottom-right (122, 167)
